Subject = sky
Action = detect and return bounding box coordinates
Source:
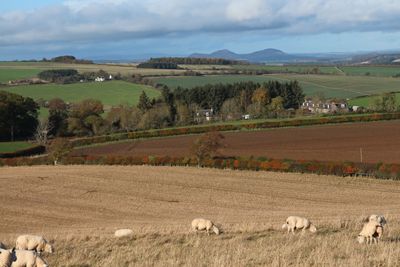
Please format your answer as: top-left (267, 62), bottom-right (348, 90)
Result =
top-left (1, 0), bottom-right (400, 60)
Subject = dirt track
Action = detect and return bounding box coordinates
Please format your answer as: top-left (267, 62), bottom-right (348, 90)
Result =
top-left (74, 120), bottom-right (400, 163)
top-left (1, 165), bottom-right (400, 236)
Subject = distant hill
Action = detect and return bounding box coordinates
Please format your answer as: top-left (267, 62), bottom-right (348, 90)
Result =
top-left (190, 48), bottom-right (305, 63)
top-left (190, 48), bottom-right (400, 64)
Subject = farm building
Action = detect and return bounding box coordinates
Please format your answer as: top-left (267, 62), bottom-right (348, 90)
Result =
top-left (302, 99), bottom-right (349, 114)
top-left (195, 108), bottom-right (214, 122)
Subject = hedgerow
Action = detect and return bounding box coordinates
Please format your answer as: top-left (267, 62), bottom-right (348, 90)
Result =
top-left (1, 155), bottom-right (399, 180)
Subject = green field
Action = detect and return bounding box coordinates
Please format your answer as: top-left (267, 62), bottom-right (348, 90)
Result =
top-left (234, 65), bottom-right (342, 74)
top-left (339, 66), bottom-right (400, 77)
top-left (153, 74), bottom-right (400, 99)
top-left (0, 61), bottom-right (186, 77)
top-left (349, 93), bottom-right (400, 107)
top-left (1, 80), bottom-right (161, 107)
top-left (0, 141), bottom-right (35, 153)
top-left (0, 69), bottom-right (42, 83)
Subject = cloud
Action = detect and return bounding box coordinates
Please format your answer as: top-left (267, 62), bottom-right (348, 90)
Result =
top-left (1, 0), bottom-right (400, 47)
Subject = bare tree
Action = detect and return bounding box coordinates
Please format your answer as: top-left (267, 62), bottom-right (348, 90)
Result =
top-left (192, 131), bottom-right (225, 166)
top-left (48, 138), bottom-right (72, 165)
top-left (34, 119), bottom-right (53, 146)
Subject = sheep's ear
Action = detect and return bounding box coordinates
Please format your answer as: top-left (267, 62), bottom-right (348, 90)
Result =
top-left (11, 247), bottom-right (15, 252)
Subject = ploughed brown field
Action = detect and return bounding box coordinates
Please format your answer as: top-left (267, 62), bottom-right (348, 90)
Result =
top-left (1, 165), bottom-right (400, 266)
top-left (74, 120), bottom-right (400, 164)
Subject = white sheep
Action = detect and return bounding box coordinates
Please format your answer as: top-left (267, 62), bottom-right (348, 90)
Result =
top-left (114, 229), bottom-right (134, 238)
top-left (0, 248), bottom-right (13, 267)
top-left (15, 235), bottom-right (53, 254)
top-left (191, 218), bottom-right (220, 235)
top-left (357, 220), bottom-right (382, 244)
top-left (282, 216), bottom-right (317, 234)
top-left (10, 249), bottom-right (48, 267)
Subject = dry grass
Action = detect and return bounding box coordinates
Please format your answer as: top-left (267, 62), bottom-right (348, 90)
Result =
top-left (1, 165), bottom-right (400, 266)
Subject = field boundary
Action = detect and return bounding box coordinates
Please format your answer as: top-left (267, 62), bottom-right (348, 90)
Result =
top-left (69, 112), bottom-right (400, 147)
top-left (1, 154), bottom-right (399, 180)
top-left (0, 145), bottom-right (45, 158)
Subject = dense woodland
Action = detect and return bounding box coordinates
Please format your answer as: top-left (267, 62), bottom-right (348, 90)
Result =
top-left (137, 62), bottom-right (180, 69)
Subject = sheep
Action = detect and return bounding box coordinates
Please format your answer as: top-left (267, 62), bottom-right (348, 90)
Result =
top-left (15, 235), bottom-right (53, 254)
top-left (361, 214), bottom-right (386, 241)
top-left (0, 248), bottom-right (14, 267)
top-left (282, 216), bottom-right (317, 234)
top-left (191, 218), bottom-right (220, 235)
top-left (114, 229), bottom-right (134, 238)
top-left (10, 249), bottom-right (48, 267)
top-left (357, 220), bottom-right (382, 244)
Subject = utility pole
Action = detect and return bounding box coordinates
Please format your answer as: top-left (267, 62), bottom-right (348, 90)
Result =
top-left (360, 148), bottom-right (363, 163)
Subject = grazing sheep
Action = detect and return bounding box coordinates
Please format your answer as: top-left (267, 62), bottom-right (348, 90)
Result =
top-left (10, 249), bottom-right (48, 267)
top-left (191, 218), bottom-right (220, 235)
top-left (15, 235), bottom-right (53, 254)
top-left (0, 248), bottom-right (13, 267)
top-left (114, 229), bottom-right (134, 238)
top-left (282, 216), bottom-right (317, 234)
top-left (357, 220), bottom-right (382, 244)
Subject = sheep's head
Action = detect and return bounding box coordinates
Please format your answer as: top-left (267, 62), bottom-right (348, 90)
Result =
top-left (212, 225), bottom-right (220, 235)
top-left (309, 225), bottom-right (317, 233)
top-left (282, 223), bottom-right (288, 230)
top-left (44, 243), bottom-right (53, 253)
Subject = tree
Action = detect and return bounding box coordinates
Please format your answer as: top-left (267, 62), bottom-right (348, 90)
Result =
top-left (370, 93), bottom-right (398, 112)
top-left (267, 96), bottom-right (285, 118)
top-left (48, 138), bottom-right (72, 165)
top-left (191, 131), bottom-right (225, 166)
top-left (161, 87), bottom-right (176, 123)
top-left (68, 99), bottom-right (105, 136)
top-left (176, 102), bottom-right (192, 126)
top-left (34, 119), bottom-right (53, 146)
top-left (221, 98), bottom-right (242, 120)
top-left (138, 104), bottom-right (171, 130)
top-left (0, 91), bottom-right (39, 141)
top-left (107, 105), bottom-right (142, 132)
top-left (48, 98), bottom-right (68, 136)
top-left (137, 91), bottom-right (152, 112)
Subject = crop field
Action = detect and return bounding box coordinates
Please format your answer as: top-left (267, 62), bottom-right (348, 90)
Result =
top-left (74, 121), bottom-right (400, 164)
top-left (1, 165), bottom-right (400, 266)
top-left (234, 64), bottom-right (342, 74)
top-left (1, 80), bottom-right (160, 107)
top-left (349, 93), bottom-right (400, 107)
top-left (154, 74), bottom-right (400, 99)
top-left (0, 61), bottom-right (187, 77)
top-left (0, 68), bottom-right (42, 83)
top-left (339, 66), bottom-right (400, 77)
top-left (0, 141), bottom-right (34, 153)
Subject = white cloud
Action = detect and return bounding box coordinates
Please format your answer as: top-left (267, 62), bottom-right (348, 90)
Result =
top-left (0, 0), bottom-right (400, 47)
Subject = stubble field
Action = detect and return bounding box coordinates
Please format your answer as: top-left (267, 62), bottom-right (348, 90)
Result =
top-left (1, 165), bottom-right (400, 266)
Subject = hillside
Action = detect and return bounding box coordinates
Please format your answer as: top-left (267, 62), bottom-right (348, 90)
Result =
top-left (190, 48), bottom-right (299, 63)
top-left (1, 165), bottom-right (400, 266)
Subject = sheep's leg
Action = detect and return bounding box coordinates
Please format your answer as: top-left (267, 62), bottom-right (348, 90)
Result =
top-left (206, 228), bottom-right (210, 236)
